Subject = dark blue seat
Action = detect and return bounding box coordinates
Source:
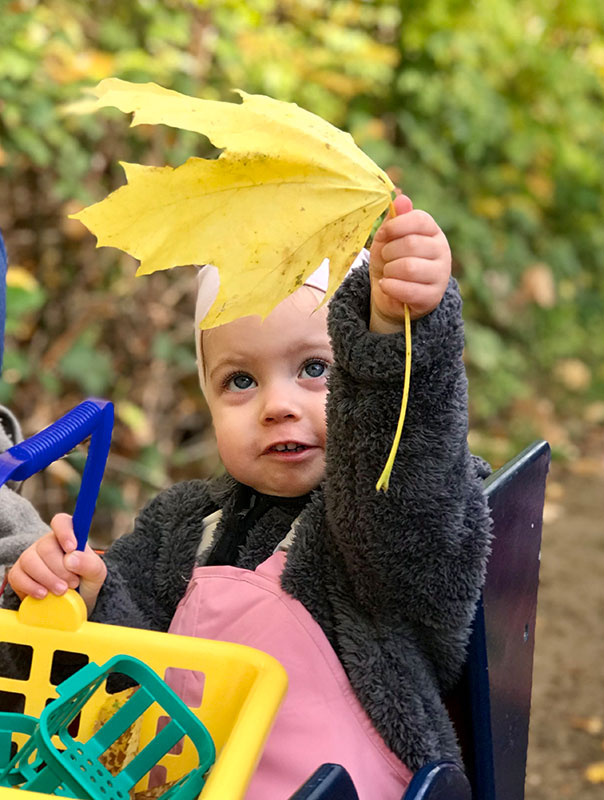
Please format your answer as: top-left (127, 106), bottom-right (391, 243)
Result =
top-left (289, 763), bottom-right (360, 799)
top-left (291, 440), bottom-right (551, 800)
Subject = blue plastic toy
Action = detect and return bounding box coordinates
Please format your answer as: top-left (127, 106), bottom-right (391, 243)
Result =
top-left (0, 397), bottom-right (114, 551)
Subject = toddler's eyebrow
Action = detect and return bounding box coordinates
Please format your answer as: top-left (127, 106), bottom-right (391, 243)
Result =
top-left (208, 356), bottom-right (248, 382)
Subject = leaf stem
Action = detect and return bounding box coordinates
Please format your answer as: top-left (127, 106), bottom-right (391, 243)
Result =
top-left (375, 199), bottom-right (412, 492)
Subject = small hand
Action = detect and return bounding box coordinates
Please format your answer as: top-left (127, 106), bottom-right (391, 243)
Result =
top-left (8, 513), bottom-right (107, 615)
top-left (369, 194), bottom-right (452, 333)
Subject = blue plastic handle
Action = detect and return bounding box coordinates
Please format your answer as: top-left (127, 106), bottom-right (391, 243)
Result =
top-left (0, 398), bottom-right (114, 551)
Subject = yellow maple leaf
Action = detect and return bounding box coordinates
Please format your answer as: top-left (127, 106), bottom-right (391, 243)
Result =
top-left (71, 79), bottom-right (408, 490)
top-left (71, 78), bottom-right (394, 329)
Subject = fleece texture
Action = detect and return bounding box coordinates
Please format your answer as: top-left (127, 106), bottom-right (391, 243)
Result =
top-left (0, 265), bottom-right (492, 771)
top-left (0, 405), bottom-right (49, 592)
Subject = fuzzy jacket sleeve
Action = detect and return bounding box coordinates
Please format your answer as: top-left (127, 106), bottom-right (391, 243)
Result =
top-left (324, 265), bottom-right (492, 654)
top-left (90, 479), bottom-right (217, 630)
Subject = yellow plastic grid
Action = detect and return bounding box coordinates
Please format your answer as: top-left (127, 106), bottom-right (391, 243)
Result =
top-left (0, 589), bottom-right (287, 799)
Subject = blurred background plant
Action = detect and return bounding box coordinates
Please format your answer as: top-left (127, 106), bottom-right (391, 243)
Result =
top-left (1, 0), bottom-right (603, 540)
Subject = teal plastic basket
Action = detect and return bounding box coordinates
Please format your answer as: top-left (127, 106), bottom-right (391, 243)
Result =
top-left (0, 655), bottom-right (215, 799)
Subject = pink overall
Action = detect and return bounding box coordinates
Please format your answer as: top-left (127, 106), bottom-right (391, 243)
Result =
top-left (167, 550), bottom-right (412, 799)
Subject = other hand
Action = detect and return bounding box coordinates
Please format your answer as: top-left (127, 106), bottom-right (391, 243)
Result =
top-left (8, 513), bottom-right (107, 615)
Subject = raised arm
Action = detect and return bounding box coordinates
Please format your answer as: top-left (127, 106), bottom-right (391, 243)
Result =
top-left (324, 205), bottom-right (492, 639)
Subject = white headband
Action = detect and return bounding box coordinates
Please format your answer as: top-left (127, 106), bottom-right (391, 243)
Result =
top-left (195, 248), bottom-right (369, 394)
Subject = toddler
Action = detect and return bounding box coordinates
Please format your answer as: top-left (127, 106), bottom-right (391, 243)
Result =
top-left (7, 195), bottom-right (492, 799)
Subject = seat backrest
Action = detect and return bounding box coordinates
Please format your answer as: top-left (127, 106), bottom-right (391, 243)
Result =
top-left (449, 440), bottom-right (550, 800)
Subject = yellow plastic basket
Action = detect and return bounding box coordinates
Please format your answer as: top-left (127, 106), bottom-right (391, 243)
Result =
top-left (0, 589), bottom-right (287, 799)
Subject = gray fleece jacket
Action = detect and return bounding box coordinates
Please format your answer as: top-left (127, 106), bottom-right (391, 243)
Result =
top-left (0, 405), bottom-right (49, 586)
top-left (2, 266), bottom-right (492, 772)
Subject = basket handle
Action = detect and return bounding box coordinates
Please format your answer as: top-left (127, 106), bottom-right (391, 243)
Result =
top-left (0, 398), bottom-right (114, 551)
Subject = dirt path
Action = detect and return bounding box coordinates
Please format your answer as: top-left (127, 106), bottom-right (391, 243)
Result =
top-left (525, 465), bottom-right (603, 799)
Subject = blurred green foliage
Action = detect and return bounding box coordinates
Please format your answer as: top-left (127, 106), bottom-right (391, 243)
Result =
top-left (1, 0), bottom-right (603, 540)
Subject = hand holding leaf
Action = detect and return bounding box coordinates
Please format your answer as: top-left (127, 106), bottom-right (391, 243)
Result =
top-left (369, 196), bottom-right (452, 490)
top-left (369, 195), bottom-right (451, 331)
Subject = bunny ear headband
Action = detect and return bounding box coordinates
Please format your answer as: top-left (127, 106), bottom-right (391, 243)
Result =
top-left (194, 248), bottom-right (369, 395)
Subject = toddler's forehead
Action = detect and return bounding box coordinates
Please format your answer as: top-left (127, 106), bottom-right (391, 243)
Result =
top-left (282, 283), bottom-right (327, 316)
top-left (204, 285), bottom-right (328, 356)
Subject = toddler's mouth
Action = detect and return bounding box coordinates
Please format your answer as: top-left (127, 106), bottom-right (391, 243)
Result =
top-left (267, 442), bottom-right (309, 453)
top-left (262, 441), bottom-right (319, 463)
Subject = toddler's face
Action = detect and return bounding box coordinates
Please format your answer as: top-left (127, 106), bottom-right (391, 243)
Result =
top-left (203, 287), bottom-right (331, 497)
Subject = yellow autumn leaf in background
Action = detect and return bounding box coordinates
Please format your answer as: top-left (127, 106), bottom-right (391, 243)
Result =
top-left (585, 761), bottom-right (604, 784)
top-left (71, 78), bottom-right (394, 328)
top-left (6, 266), bottom-right (40, 292)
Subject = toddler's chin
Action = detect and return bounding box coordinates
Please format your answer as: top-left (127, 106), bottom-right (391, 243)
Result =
top-left (246, 473), bottom-right (324, 498)
top-left (254, 479), bottom-right (320, 498)
top-left (228, 458), bottom-right (325, 499)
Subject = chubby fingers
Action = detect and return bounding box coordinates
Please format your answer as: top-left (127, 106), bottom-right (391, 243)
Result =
top-left (380, 213), bottom-right (450, 305)
top-left (51, 512), bottom-right (78, 554)
top-left (370, 204), bottom-right (452, 330)
top-left (8, 526), bottom-right (77, 600)
top-left (375, 207), bottom-right (442, 243)
top-left (378, 259), bottom-right (450, 317)
top-left (62, 545), bottom-right (107, 614)
top-left (372, 209), bottom-right (451, 281)
top-left (7, 513), bottom-right (106, 607)
top-left (378, 275), bottom-right (447, 316)
top-left (380, 230), bottom-right (449, 285)
top-left (52, 510), bottom-right (106, 604)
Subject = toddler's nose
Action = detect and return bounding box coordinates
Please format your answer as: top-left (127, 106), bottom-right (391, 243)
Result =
top-left (260, 384), bottom-right (300, 424)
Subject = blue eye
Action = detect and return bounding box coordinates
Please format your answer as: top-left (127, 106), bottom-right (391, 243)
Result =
top-left (301, 360), bottom-right (328, 379)
top-left (226, 373), bottom-right (256, 392)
